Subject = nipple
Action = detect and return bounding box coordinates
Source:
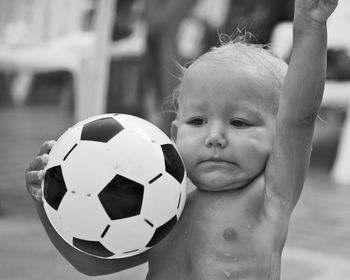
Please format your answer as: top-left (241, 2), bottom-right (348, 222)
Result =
top-left (223, 227), bottom-right (237, 242)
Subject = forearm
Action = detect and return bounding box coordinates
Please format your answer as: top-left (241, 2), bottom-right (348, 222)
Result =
top-left (280, 18), bottom-right (327, 124)
top-left (35, 202), bottom-right (148, 276)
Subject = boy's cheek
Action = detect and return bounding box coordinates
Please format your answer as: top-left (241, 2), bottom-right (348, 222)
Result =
top-left (173, 141), bottom-right (192, 168)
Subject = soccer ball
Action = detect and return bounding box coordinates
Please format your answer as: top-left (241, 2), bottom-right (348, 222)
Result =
top-left (42, 113), bottom-right (187, 258)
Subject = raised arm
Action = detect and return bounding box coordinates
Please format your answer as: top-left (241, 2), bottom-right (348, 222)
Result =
top-left (265, 0), bottom-right (338, 211)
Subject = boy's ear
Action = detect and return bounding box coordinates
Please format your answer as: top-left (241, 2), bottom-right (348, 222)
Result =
top-left (170, 120), bottom-right (178, 142)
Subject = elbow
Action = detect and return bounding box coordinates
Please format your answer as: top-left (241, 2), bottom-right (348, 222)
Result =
top-left (70, 261), bottom-right (110, 277)
top-left (73, 267), bottom-right (99, 277)
top-left (56, 249), bottom-right (115, 276)
top-left (76, 270), bottom-right (104, 277)
top-left (295, 113), bottom-right (318, 127)
top-left (280, 112), bottom-right (318, 129)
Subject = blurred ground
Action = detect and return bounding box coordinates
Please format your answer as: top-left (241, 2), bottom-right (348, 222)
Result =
top-left (0, 87), bottom-right (350, 279)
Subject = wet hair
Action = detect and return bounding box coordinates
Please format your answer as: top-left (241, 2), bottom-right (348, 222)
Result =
top-left (168, 32), bottom-right (288, 117)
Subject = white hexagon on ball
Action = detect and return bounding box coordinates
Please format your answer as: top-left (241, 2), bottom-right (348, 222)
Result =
top-left (142, 174), bottom-right (181, 226)
top-left (101, 215), bottom-right (155, 257)
top-left (107, 129), bottom-right (165, 186)
top-left (49, 192), bottom-right (110, 241)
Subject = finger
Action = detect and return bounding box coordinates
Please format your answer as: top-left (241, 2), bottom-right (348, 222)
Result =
top-left (27, 154), bottom-right (49, 171)
top-left (26, 182), bottom-right (41, 195)
top-left (27, 184), bottom-right (43, 203)
top-left (38, 140), bottom-right (56, 156)
top-left (25, 170), bottom-right (46, 185)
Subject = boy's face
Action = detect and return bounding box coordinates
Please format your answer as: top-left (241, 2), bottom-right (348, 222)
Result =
top-left (172, 60), bottom-right (277, 191)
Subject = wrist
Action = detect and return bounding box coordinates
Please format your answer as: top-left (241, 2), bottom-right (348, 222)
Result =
top-left (293, 14), bottom-right (327, 37)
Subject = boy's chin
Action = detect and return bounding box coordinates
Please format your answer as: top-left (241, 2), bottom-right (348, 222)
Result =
top-left (191, 174), bottom-right (246, 192)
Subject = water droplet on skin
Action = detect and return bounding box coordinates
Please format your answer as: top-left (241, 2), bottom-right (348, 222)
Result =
top-left (224, 271), bottom-right (232, 278)
top-left (248, 224), bottom-right (253, 231)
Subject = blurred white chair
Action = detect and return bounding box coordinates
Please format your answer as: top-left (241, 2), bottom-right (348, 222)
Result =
top-left (270, 1), bottom-right (350, 185)
top-left (0, 0), bottom-right (147, 122)
top-left (0, 0), bottom-right (90, 106)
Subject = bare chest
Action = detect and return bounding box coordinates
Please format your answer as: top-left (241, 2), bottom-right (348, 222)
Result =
top-left (148, 188), bottom-right (285, 280)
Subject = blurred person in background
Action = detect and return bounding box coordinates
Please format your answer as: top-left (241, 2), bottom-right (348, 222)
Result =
top-left (107, 0), bottom-right (148, 118)
top-left (144, 0), bottom-right (198, 135)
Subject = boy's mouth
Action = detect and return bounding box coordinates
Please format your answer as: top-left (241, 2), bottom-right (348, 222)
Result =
top-left (199, 158), bottom-right (236, 166)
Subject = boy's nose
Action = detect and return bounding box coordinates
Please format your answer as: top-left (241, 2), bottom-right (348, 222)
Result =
top-left (204, 125), bottom-right (227, 148)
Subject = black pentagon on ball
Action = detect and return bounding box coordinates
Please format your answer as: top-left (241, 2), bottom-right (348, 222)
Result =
top-left (98, 175), bottom-right (144, 220)
top-left (81, 117), bottom-right (124, 142)
top-left (43, 165), bottom-right (67, 210)
top-left (73, 237), bottom-right (114, 258)
top-left (161, 144), bottom-right (185, 183)
top-left (146, 215), bottom-right (177, 247)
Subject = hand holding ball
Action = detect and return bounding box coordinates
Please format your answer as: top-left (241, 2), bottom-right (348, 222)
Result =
top-left (42, 114), bottom-right (186, 258)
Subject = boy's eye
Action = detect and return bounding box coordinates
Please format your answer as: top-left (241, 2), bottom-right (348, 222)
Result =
top-left (230, 119), bottom-right (250, 128)
top-left (187, 118), bottom-right (206, 126)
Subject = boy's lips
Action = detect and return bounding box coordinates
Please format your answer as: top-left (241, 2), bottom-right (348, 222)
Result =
top-left (199, 158), bottom-right (236, 166)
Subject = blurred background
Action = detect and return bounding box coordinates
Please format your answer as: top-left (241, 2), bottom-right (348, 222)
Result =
top-left (0, 0), bottom-right (350, 279)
